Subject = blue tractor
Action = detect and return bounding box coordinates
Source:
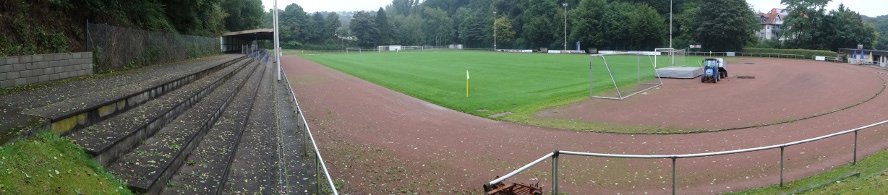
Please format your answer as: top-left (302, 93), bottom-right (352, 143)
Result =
top-left (701, 58), bottom-right (727, 83)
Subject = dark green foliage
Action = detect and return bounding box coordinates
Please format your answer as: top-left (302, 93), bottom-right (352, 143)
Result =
top-left (275, 0), bottom-right (878, 52)
top-left (350, 11), bottom-right (380, 47)
top-left (377, 8), bottom-right (399, 45)
top-left (0, 0), bottom-right (262, 57)
top-left (873, 19), bottom-right (888, 50)
top-left (223, 0), bottom-right (264, 32)
top-left (279, 4), bottom-right (311, 48)
top-left (689, 0), bottom-right (758, 51)
top-left (780, 1), bottom-right (877, 51)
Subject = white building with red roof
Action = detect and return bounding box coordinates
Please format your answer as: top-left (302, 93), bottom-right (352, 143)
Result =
top-left (756, 8), bottom-right (789, 42)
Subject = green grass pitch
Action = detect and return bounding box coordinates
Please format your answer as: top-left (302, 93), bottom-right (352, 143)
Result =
top-left (299, 50), bottom-right (702, 121)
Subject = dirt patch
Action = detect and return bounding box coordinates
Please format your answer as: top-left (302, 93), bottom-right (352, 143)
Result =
top-left (537, 58), bottom-right (884, 132)
top-left (283, 55), bottom-right (888, 194)
top-left (489, 112), bottom-right (512, 118)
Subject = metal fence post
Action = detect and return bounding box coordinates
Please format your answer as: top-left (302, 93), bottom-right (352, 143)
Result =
top-left (780, 146), bottom-right (785, 187)
top-left (853, 131), bottom-right (858, 165)
top-left (552, 150), bottom-right (559, 195)
top-left (301, 109), bottom-right (308, 156)
top-left (671, 157), bottom-right (677, 195)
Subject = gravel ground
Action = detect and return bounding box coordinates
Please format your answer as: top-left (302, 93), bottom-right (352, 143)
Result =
top-left (0, 55), bottom-right (240, 110)
top-left (105, 59), bottom-right (259, 193)
top-left (68, 58), bottom-right (250, 161)
top-left (161, 61), bottom-right (266, 194)
top-left (1, 55), bottom-right (241, 144)
top-left (538, 57), bottom-right (884, 132)
top-left (224, 61), bottom-right (283, 194)
top-left (283, 55), bottom-right (888, 194)
top-left (22, 56), bottom-right (244, 120)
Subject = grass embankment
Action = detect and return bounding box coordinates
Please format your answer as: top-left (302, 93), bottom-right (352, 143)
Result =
top-left (0, 132), bottom-right (130, 194)
top-left (299, 50), bottom-right (701, 131)
top-left (734, 147), bottom-right (888, 194)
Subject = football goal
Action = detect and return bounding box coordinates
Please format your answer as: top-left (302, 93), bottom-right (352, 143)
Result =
top-left (589, 52), bottom-right (663, 100)
top-left (654, 48), bottom-right (690, 68)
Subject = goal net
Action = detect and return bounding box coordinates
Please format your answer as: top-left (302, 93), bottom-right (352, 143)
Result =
top-left (589, 53), bottom-right (663, 100)
top-left (653, 48), bottom-right (690, 68)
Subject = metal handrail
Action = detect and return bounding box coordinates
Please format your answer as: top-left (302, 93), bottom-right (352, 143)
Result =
top-left (281, 59), bottom-right (339, 195)
top-left (485, 119), bottom-right (888, 194)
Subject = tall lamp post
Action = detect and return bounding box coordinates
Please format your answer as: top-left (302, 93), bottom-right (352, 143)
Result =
top-left (493, 11), bottom-right (497, 51)
top-left (274, 0), bottom-right (280, 81)
top-left (562, 2), bottom-right (568, 51)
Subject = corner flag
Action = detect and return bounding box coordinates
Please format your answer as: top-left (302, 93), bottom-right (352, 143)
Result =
top-left (466, 70), bottom-right (470, 97)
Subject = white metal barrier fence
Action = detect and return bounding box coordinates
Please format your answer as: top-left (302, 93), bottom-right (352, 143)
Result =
top-left (484, 120), bottom-right (888, 195)
top-left (280, 59), bottom-right (339, 195)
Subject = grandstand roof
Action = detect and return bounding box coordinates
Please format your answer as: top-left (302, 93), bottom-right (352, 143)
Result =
top-left (222, 29), bottom-right (274, 40)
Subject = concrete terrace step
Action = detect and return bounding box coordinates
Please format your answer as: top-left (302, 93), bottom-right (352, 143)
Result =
top-left (68, 57), bottom-right (252, 166)
top-left (160, 61), bottom-right (268, 194)
top-left (223, 59), bottom-right (284, 194)
top-left (106, 59), bottom-right (261, 194)
top-left (0, 55), bottom-right (245, 142)
top-left (273, 71), bottom-right (317, 194)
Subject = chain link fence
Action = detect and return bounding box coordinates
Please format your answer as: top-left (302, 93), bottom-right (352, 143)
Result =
top-left (86, 22), bottom-right (220, 72)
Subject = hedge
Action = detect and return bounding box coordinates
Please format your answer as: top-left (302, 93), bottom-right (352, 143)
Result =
top-left (742, 48), bottom-right (838, 59)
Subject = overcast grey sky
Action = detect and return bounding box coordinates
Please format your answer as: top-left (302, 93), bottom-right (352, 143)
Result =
top-left (260, 0), bottom-right (887, 17)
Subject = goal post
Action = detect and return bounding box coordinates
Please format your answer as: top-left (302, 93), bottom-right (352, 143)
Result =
top-left (589, 53), bottom-right (663, 100)
top-left (654, 48), bottom-right (689, 68)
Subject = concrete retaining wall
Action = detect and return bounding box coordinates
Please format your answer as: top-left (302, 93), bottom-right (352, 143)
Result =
top-left (0, 52), bottom-right (93, 88)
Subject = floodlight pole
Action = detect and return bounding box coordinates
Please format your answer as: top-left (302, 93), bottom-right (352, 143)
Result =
top-left (669, 0), bottom-right (673, 49)
top-left (493, 11), bottom-right (497, 51)
top-left (669, 0), bottom-right (674, 64)
top-left (274, 0), bottom-right (281, 81)
top-left (562, 3), bottom-right (568, 51)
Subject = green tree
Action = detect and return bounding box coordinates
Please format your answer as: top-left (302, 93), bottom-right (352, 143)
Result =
top-left (387, 0), bottom-right (420, 16)
top-left (222, 0), bottom-right (263, 32)
top-left (159, 0), bottom-right (226, 36)
top-left (874, 19), bottom-right (888, 50)
top-left (454, 7), bottom-right (488, 48)
top-left (600, 2), bottom-right (634, 49)
top-left (494, 16), bottom-right (516, 44)
top-left (519, 0), bottom-right (559, 49)
top-left (569, 0), bottom-right (607, 50)
top-left (307, 12), bottom-right (326, 44)
top-left (628, 4), bottom-right (667, 49)
top-left (690, 0), bottom-right (757, 51)
top-left (376, 8), bottom-right (396, 45)
top-left (326, 12), bottom-right (343, 39)
top-left (351, 11), bottom-right (380, 47)
top-left (393, 14), bottom-right (426, 45)
top-left (674, 0), bottom-right (701, 49)
top-left (278, 4), bottom-right (310, 48)
top-left (780, 0), bottom-right (829, 49)
top-left (822, 4), bottom-right (877, 50)
top-left (422, 7), bottom-right (454, 46)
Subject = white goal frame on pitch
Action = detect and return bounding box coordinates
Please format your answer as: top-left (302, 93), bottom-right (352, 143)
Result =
top-left (589, 52), bottom-right (663, 100)
top-left (653, 48), bottom-right (688, 68)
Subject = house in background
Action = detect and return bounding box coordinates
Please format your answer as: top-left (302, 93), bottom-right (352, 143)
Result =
top-left (756, 8), bottom-right (789, 42)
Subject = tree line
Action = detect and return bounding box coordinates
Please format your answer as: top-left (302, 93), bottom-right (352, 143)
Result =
top-left (772, 0), bottom-right (882, 51)
top-left (271, 0), bottom-right (885, 52)
top-left (0, 0), bottom-right (264, 56)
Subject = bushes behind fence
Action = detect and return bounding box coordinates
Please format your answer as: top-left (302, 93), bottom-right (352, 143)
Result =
top-left (743, 48), bottom-right (838, 59)
top-left (87, 23), bottom-right (220, 73)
